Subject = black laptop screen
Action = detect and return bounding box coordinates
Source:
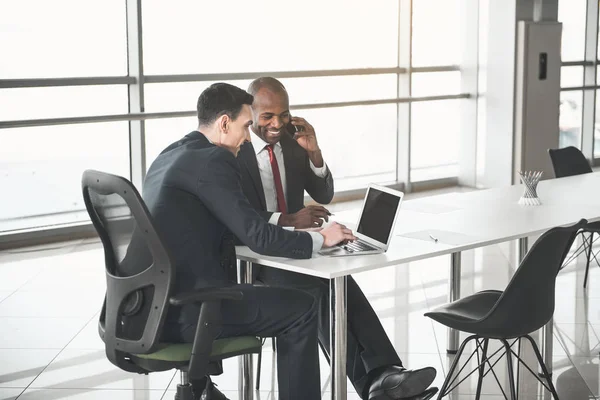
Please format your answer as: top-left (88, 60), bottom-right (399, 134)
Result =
top-left (356, 188), bottom-right (401, 244)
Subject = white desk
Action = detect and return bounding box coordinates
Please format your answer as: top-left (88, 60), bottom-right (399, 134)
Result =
top-left (236, 172), bottom-right (600, 400)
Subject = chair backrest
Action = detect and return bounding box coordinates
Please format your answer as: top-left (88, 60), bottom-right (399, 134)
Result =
top-left (548, 146), bottom-right (592, 178)
top-left (480, 219), bottom-right (586, 338)
top-left (82, 169), bottom-right (174, 372)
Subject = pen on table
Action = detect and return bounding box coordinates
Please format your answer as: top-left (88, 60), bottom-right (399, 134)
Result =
top-left (429, 234), bottom-right (438, 243)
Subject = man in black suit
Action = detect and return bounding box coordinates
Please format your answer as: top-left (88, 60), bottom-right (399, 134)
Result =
top-left (142, 83), bottom-right (356, 400)
top-left (237, 77), bottom-right (438, 400)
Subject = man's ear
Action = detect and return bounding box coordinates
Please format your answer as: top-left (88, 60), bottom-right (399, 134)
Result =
top-left (218, 114), bottom-right (229, 134)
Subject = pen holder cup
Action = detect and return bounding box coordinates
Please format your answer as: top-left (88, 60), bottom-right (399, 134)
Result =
top-left (518, 171), bottom-right (542, 206)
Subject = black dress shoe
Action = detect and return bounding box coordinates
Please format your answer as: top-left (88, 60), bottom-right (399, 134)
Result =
top-left (192, 376), bottom-right (229, 400)
top-left (403, 387), bottom-right (438, 400)
top-left (368, 366), bottom-right (437, 400)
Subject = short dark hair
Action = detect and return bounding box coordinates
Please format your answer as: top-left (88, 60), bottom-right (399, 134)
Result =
top-left (197, 83), bottom-right (254, 126)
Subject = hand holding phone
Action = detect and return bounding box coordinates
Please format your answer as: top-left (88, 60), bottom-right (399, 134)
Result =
top-left (285, 115), bottom-right (305, 137)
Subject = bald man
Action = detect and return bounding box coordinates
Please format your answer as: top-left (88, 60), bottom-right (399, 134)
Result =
top-left (236, 77), bottom-right (438, 400)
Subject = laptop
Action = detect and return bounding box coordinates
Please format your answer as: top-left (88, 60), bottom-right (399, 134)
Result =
top-left (319, 184), bottom-right (403, 257)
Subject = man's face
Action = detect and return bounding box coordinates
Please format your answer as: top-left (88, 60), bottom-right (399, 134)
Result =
top-left (251, 88), bottom-right (291, 145)
top-left (222, 104), bottom-right (252, 156)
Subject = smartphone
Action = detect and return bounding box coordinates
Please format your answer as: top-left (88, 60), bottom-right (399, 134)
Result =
top-left (285, 120), bottom-right (298, 136)
top-left (285, 116), bottom-right (303, 136)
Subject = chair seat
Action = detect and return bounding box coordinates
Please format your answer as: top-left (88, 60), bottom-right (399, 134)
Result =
top-left (134, 336), bottom-right (262, 362)
top-left (425, 290), bottom-right (502, 333)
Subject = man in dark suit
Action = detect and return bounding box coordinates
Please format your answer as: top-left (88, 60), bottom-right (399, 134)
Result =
top-left (237, 77), bottom-right (438, 400)
top-left (142, 83), bottom-right (356, 400)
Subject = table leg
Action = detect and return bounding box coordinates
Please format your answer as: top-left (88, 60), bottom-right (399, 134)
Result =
top-left (518, 237), bottom-right (528, 265)
top-left (330, 276), bottom-right (348, 400)
top-left (541, 318), bottom-right (554, 376)
top-left (237, 260), bottom-right (254, 400)
top-left (447, 252), bottom-right (461, 354)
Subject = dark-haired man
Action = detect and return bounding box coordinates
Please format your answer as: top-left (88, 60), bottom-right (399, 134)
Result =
top-left (141, 83), bottom-right (356, 400)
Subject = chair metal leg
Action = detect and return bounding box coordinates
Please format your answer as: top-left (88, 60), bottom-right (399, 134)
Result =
top-left (522, 335), bottom-right (560, 400)
top-left (255, 341), bottom-right (263, 390)
top-left (501, 339), bottom-right (517, 400)
top-left (584, 233), bottom-right (593, 288)
top-left (175, 371), bottom-right (194, 400)
top-left (475, 339), bottom-right (489, 399)
top-left (438, 334), bottom-right (478, 398)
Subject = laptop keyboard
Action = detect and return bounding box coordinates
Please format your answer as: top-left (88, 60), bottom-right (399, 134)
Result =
top-left (339, 239), bottom-right (377, 253)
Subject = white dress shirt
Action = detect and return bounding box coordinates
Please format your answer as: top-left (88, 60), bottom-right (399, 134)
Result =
top-left (249, 129), bottom-right (328, 251)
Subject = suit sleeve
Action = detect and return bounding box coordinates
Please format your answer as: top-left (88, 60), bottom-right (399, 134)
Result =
top-left (194, 150), bottom-right (313, 259)
top-left (303, 153), bottom-right (334, 205)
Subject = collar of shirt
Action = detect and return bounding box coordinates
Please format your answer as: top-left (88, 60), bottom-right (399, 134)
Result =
top-left (249, 128), bottom-right (282, 156)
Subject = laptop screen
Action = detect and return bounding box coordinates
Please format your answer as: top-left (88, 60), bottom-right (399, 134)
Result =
top-left (356, 187), bottom-right (401, 244)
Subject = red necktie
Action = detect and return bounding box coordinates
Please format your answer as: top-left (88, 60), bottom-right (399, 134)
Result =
top-left (266, 144), bottom-right (287, 214)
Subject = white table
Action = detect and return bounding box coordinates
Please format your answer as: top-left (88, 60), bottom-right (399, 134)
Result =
top-left (236, 172), bottom-right (600, 400)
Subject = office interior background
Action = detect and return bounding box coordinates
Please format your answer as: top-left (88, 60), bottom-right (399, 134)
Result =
top-left (1, 0), bottom-right (600, 399)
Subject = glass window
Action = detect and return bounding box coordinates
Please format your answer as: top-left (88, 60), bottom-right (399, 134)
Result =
top-left (144, 75), bottom-right (398, 113)
top-left (0, 122), bottom-right (130, 232)
top-left (410, 100), bottom-right (460, 181)
top-left (145, 117), bottom-right (199, 167)
top-left (142, 0), bottom-right (399, 74)
top-left (561, 66), bottom-right (584, 88)
top-left (0, 85), bottom-right (129, 121)
top-left (411, 71), bottom-right (461, 97)
top-left (558, 0), bottom-right (587, 62)
top-left (412, 0), bottom-right (461, 67)
top-left (145, 82), bottom-right (251, 114)
top-left (0, 0), bottom-right (127, 78)
top-left (298, 105), bottom-right (398, 192)
top-left (559, 91), bottom-right (583, 149)
top-left (593, 90), bottom-right (600, 158)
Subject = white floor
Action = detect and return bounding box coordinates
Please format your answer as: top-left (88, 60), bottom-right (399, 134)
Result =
top-left (1, 197), bottom-right (599, 399)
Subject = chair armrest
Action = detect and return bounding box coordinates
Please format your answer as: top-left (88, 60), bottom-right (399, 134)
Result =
top-left (169, 287), bottom-right (244, 306)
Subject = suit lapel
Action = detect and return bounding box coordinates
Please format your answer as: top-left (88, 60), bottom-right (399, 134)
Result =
top-left (238, 143), bottom-right (267, 211)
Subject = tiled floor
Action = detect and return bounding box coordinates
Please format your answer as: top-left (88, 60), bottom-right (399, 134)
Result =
top-left (1, 200), bottom-right (599, 399)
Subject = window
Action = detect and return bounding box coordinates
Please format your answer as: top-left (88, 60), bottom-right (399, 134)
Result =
top-left (0, 0), bottom-right (127, 78)
top-left (412, 0), bottom-right (462, 67)
top-left (0, 86), bottom-right (128, 121)
top-left (558, 0), bottom-right (587, 62)
top-left (560, 67), bottom-right (584, 89)
top-left (410, 100), bottom-right (461, 181)
top-left (0, 122), bottom-right (130, 232)
top-left (145, 117), bottom-right (199, 166)
top-left (290, 105), bottom-right (398, 192)
top-left (2, 1), bottom-right (475, 234)
top-left (559, 91), bottom-right (583, 149)
top-left (411, 72), bottom-right (461, 97)
top-left (142, 0), bottom-right (399, 74)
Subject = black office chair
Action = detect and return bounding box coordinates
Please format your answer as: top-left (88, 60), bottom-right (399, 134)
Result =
top-left (425, 219), bottom-right (586, 400)
top-left (548, 146), bottom-right (599, 287)
top-left (82, 170), bottom-right (262, 400)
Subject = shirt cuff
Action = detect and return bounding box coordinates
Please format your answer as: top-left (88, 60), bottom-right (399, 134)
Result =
top-left (309, 160), bottom-right (328, 178)
top-left (268, 212), bottom-right (282, 225)
top-left (308, 231), bottom-right (324, 252)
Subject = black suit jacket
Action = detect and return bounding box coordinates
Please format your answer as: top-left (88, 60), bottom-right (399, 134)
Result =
top-left (142, 131), bottom-right (313, 328)
top-left (237, 133), bottom-right (334, 221)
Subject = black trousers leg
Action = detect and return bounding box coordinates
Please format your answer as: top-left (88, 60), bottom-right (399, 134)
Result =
top-left (164, 285), bottom-right (321, 400)
top-left (258, 267), bottom-right (402, 397)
